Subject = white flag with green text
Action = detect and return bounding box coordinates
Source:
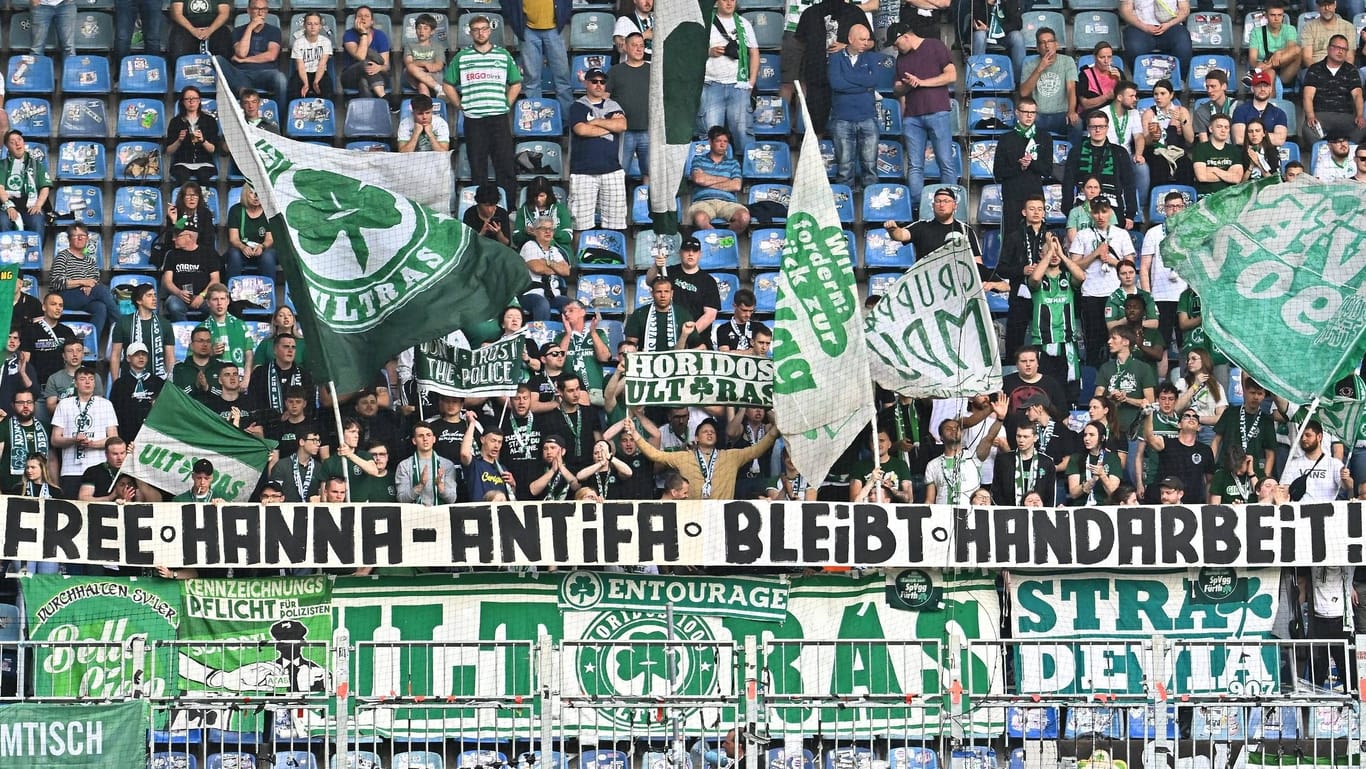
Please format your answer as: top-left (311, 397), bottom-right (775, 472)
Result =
top-left (772, 85), bottom-right (876, 486)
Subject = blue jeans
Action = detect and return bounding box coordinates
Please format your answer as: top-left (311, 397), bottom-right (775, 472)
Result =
top-left (1037, 111), bottom-right (1071, 140)
top-left (520, 27), bottom-right (573, 119)
top-left (621, 129), bottom-right (650, 179)
top-left (1122, 25), bottom-right (1192, 66)
top-left (113, 0), bottom-right (162, 61)
top-left (519, 291), bottom-right (570, 322)
top-left (830, 117), bottom-right (879, 190)
top-left (163, 293), bottom-right (205, 322)
top-left (31, 0), bottom-right (77, 55)
top-left (1131, 155), bottom-right (1150, 225)
top-left (2, 203), bottom-right (46, 249)
top-left (903, 110), bottom-right (958, 206)
top-left (970, 29), bottom-right (1026, 82)
top-left (61, 284), bottom-right (120, 337)
top-left (215, 56), bottom-right (289, 100)
top-left (225, 246), bottom-right (278, 279)
top-left (699, 82), bottom-right (753, 155)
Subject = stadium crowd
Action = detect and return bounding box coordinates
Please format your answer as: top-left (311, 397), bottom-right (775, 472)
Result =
top-left (0, 0), bottom-right (1361, 531)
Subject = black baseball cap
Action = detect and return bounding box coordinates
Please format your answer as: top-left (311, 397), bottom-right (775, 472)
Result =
top-left (192, 458), bottom-right (214, 476)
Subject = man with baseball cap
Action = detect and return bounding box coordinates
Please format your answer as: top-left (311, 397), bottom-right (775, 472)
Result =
top-left (109, 341), bottom-right (165, 442)
top-left (174, 458), bottom-right (220, 502)
top-left (568, 66), bottom-right (628, 237)
top-left (646, 235), bottom-right (721, 337)
top-left (528, 433), bottom-right (579, 500)
top-left (1233, 69), bottom-right (1290, 146)
top-left (1156, 475), bottom-right (1185, 504)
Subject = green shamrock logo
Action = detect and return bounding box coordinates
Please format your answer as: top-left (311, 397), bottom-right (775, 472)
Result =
top-left (689, 377), bottom-right (715, 398)
top-left (286, 170), bottom-right (402, 270)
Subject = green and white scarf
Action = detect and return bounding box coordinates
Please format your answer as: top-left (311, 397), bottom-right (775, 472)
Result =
top-left (8, 418), bottom-right (47, 475)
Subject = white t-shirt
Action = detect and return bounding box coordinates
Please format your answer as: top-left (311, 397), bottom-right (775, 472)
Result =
top-left (704, 14), bottom-right (757, 84)
top-left (925, 452), bottom-right (983, 505)
top-left (397, 115), bottom-right (451, 149)
top-left (291, 35), bottom-right (333, 73)
top-left (52, 395), bottom-right (119, 477)
top-left (1070, 226), bottom-right (1135, 297)
top-left (520, 240), bottom-right (568, 296)
top-left (1280, 450), bottom-right (1345, 503)
top-left (1140, 223), bottom-right (1187, 302)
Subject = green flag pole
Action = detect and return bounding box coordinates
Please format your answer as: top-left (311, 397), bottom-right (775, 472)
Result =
top-left (1289, 395), bottom-right (1322, 464)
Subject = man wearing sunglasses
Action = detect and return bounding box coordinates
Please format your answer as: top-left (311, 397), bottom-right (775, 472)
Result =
top-left (568, 67), bottom-right (627, 239)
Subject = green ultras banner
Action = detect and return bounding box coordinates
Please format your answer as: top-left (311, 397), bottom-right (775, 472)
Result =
top-left (0, 701), bottom-right (148, 768)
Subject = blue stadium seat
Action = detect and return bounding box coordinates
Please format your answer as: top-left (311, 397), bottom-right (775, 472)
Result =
top-left (714, 272), bottom-right (739, 312)
top-left (749, 228), bottom-right (784, 269)
top-left (968, 96), bottom-right (1013, 136)
top-left (752, 96), bottom-right (790, 137)
top-left (965, 53), bottom-right (1015, 94)
top-left (982, 228), bottom-right (1002, 268)
top-left (54, 228), bottom-right (103, 266)
top-left (742, 141), bottom-right (793, 180)
top-left (62, 54), bottom-right (112, 93)
top-left (576, 229), bottom-right (627, 270)
top-left (116, 98), bottom-right (165, 138)
top-left (345, 141), bottom-right (391, 153)
top-left (110, 230), bottom-right (158, 270)
top-left (1278, 142), bottom-right (1300, 172)
top-left (109, 273), bottom-right (155, 312)
top-left (342, 97), bottom-right (395, 140)
top-left (284, 98), bottom-right (337, 139)
top-left (152, 754), bottom-right (200, 769)
top-left (633, 274), bottom-right (652, 307)
top-left (753, 271), bottom-right (778, 312)
top-left (569, 11), bottom-right (616, 50)
top-left (977, 184), bottom-right (1003, 225)
top-left (229, 275), bottom-right (276, 316)
top-left (876, 139), bottom-right (905, 179)
top-left (876, 97), bottom-right (902, 137)
top-left (830, 184), bottom-right (855, 225)
top-left (1133, 54), bottom-right (1183, 92)
top-left (58, 98), bottom-right (109, 138)
top-left (1273, 98), bottom-right (1298, 138)
top-left (1022, 11), bottom-right (1067, 49)
top-left (867, 272), bottom-right (900, 296)
top-left (275, 751), bottom-right (318, 769)
top-left (73, 11), bottom-right (114, 50)
top-left (577, 274), bottom-right (626, 315)
top-left (1148, 185), bottom-right (1196, 222)
top-left (1071, 12), bottom-right (1120, 53)
top-left (967, 139), bottom-right (997, 181)
top-left (1043, 183), bottom-right (1067, 224)
top-left (513, 97), bottom-right (564, 138)
top-left (67, 322), bottom-right (100, 360)
top-left (871, 52), bottom-right (896, 94)
top-left (1187, 55), bottom-right (1236, 94)
top-left (52, 185), bottom-right (103, 225)
top-left (1068, 0), bottom-right (1117, 10)
top-left (329, 752), bottom-right (380, 769)
top-left (888, 748), bottom-right (938, 769)
top-left (112, 186), bottom-right (162, 227)
top-left (924, 142), bottom-right (962, 181)
top-left (118, 54), bottom-right (168, 93)
top-left (1189, 12), bottom-right (1234, 50)
top-left (742, 11), bottom-right (783, 48)
top-left (6, 97), bottom-right (53, 138)
top-left (113, 141), bottom-right (161, 181)
top-left (570, 53), bottom-right (612, 93)
top-left (697, 229), bottom-right (740, 270)
top-left (515, 141), bottom-right (564, 180)
top-left (207, 752), bottom-right (257, 769)
top-left (455, 184), bottom-right (508, 219)
top-left (6, 55), bottom-right (56, 94)
top-left (0, 232), bottom-right (42, 269)
top-left (174, 54), bottom-right (217, 93)
top-left (824, 748), bottom-right (875, 769)
top-left (863, 183), bottom-right (914, 223)
top-left (755, 53), bottom-right (780, 93)
top-left (400, 752), bottom-right (447, 769)
top-left (56, 141), bottom-right (106, 181)
top-left (747, 182), bottom-right (790, 224)
top-left (818, 138), bottom-right (836, 178)
top-left (864, 229), bottom-right (916, 269)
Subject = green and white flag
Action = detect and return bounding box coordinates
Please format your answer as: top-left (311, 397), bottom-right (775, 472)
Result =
top-left (1164, 178), bottom-right (1366, 404)
top-left (773, 84), bottom-right (875, 486)
top-left (0, 701), bottom-right (148, 768)
top-left (866, 241), bottom-right (1002, 398)
top-left (415, 334), bottom-right (527, 398)
top-left (1310, 374), bottom-right (1366, 446)
top-left (647, 0), bottom-right (709, 234)
top-left (0, 266), bottom-right (17, 343)
top-left (123, 382), bottom-right (274, 500)
top-left (215, 63), bottom-right (530, 395)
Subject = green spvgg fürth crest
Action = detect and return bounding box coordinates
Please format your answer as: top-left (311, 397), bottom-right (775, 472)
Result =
top-left (575, 609), bottom-right (721, 728)
top-left (254, 139), bottom-right (469, 333)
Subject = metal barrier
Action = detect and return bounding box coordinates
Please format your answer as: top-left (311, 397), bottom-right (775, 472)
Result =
top-left (6, 636), bottom-right (1366, 768)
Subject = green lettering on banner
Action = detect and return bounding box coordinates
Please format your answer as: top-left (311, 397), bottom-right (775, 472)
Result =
top-left (331, 571), bottom-right (1003, 740)
top-left (0, 701), bottom-right (146, 768)
top-left (21, 576), bottom-right (180, 702)
top-left (1010, 570), bottom-right (1280, 696)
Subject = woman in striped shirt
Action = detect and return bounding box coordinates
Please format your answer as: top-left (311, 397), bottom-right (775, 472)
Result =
top-left (48, 223), bottom-right (119, 339)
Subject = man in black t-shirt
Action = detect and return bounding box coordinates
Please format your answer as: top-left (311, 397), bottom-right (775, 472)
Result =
top-left (21, 292), bottom-right (76, 397)
top-left (646, 236), bottom-right (721, 341)
top-left (160, 226), bottom-right (223, 321)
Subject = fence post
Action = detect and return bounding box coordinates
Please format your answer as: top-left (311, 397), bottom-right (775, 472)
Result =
top-left (745, 634), bottom-right (759, 769)
top-left (539, 632), bottom-right (555, 762)
top-left (333, 624), bottom-right (351, 767)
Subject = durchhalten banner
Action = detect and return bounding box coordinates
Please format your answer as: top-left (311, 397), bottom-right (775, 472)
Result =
top-left (3, 498), bottom-right (1366, 568)
top-left (623, 351), bottom-right (774, 407)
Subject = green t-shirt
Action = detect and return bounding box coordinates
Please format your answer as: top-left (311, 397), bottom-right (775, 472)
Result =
top-left (1192, 140), bottom-right (1243, 194)
top-left (172, 356), bottom-right (223, 395)
top-left (561, 328), bottom-right (609, 398)
top-left (1104, 287), bottom-right (1157, 324)
top-left (1250, 22), bottom-right (1298, 59)
top-left (1213, 406), bottom-right (1277, 474)
top-left (1028, 270), bottom-right (1082, 346)
top-left (444, 46), bottom-right (521, 118)
top-left (1095, 354), bottom-right (1158, 429)
top-left (227, 203), bottom-right (270, 248)
top-left (1208, 467), bottom-right (1253, 503)
top-left (1141, 410), bottom-right (1181, 487)
top-left (848, 456), bottom-right (914, 498)
top-left (321, 450), bottom-right (373, 485)
top-left (112, 313), bottom-right (175, 376)
top-left (624, 303), bottom-right (697, 352)
top-left (1021, 54), bottom-right (1078, 115)
top-left (1066, 449), bottom-right (1126, 505)
top-left (1177, 288), bottom-right (1229, 364)
top-left (352, 468), bottom-right (397, 503)
top-left (253, 335), bottom-right (308, 370)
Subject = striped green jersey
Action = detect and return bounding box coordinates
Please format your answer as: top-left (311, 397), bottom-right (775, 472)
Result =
top-left (444, 46), bottom-right (522, 118)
